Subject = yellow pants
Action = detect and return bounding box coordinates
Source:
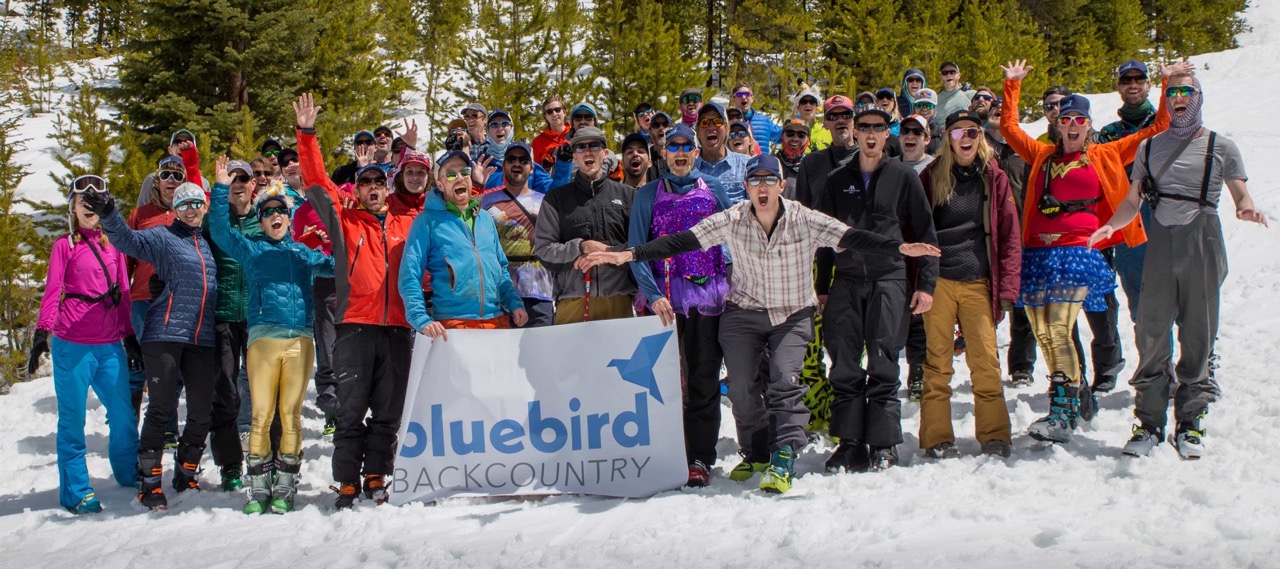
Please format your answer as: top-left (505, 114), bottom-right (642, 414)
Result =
top-left (1024, 301), bottom-right (1084, 383)
top-left (246, 336), bottom-right (315, 457)
top-left (554, 295), bottom-right (635, 325)
top-left (919, 279), bottom-right (1011, 448)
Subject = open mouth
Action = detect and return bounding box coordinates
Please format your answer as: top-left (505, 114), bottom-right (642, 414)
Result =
top-left (863, 138), bottom-right (879, 151)
top-left (1173, 103), bottom-right (1188, 117)
top-left (628, 158), bottom-right (643, 169)
top-left (582, 156), bottom-right (597, 169)
top-left (271, 219), bottom-right (284, 230)
top-left (705, 132), bottom-right (720, 146)
top-left (756, 194), bottom-right (769, 207)
top-left (453, 185), bottom-right (468, 198)
top-left (1067, 131), bottom-right (1081, 142)
top-left (902, 139), bottom-right (918, 151)
top-left (959, 140), bottom-right (974, 153)
top-left (672, 156), bottom-right (690, 168)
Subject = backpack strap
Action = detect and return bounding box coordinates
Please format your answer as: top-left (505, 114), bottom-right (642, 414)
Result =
top-left (1156, 131), bottom-right (1218, 209)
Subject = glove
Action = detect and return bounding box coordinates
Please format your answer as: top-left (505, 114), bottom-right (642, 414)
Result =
top-left (123, 335), bottom-right (144, 372)
top-left (27, 328), bottom-right (50, 375)
top-left (148, 274), bottom-right (165, 299)
top-left (1000, 300), bottom-right (1015, 313)
top-left (81, 190), bottom-right (116, 217)
top-left (555, 141), bottom-right (574, 163)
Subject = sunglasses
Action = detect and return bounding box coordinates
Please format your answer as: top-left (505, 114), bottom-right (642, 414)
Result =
top-left (279, 157), bottom-right (298, 168)
top-left (1165, 85), bottom-right (1199, 98)
top-left (571, 113), bottom-right (595, 121)
top-left (544, 106), bottom-right (564, 115)
top-left (1119, 75), bottom-right (1147, 86)
top-left (729, 130), bottom-right (749, 139)
top-left (941, 69), bottom-right (959, 76)
top-left (263, 149), bottom-right (280, 157)
top-left (651, 121), bottom-right (670, 129)
top-left (488, 121), bottom-right (511, 129)
top-left (680, 95), bottom-right (702, 104)
top-left (799, 97), bottom-right (819, 106)
top-left (907, 77), bottom-right (923, 84)
top-left (442, 168), bottom-right (472, 181)
top-left (973, 93), bottom-right (995, 102)
top-left (825, 111), bottom-right (853, 121)
top-left (232, 174), bottom-right (252, 184)
top-left (636, 109), bottom-right (654, 117)
top-left (900, 126), bottom-right (926, 137)
top-left (949, 127), bottom-right (981, 140)
top-left (355, 139), bottom-right (375, 146)
top-left (733, 91), bottom-right (753, 98)
top-left (70, 175), bottom-right (106, 194)
top-left (157, 170), bottom-right (186, 182)
top-left (464, 113), bottom-right (485, 120)
top-left (259, 206), bottom-right (289, 219)
top-left (855, 123), bottom-right (889, 133)
top-left (666, 143), bottom-right (696, 153)
top-left (698, 117), bottom-right (726, 128)
top-left (1056, 116), bottom-right (1088, 126)
top-left (175, 201), bottom-right (205, 212)
top-left (1041, 101), bottom-right (1061, 111)
top-left (914, 102), bottom-right (936, 111)
top-left (254, 170), bottom-right (273, 177)
top-left (357, 177), bottom-right (388, 187)
top-left (505, 155), bottom-right (531, 165)
top-left (783, 130), bottom-right (809, 138)
top-left (745, 175), bottom-right (780, 187)
top-left (573, 142), bottom-right (605, 153)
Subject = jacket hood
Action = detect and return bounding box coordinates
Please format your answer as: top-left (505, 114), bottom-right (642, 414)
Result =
top-left (901, 68), bottom-right (928, 104)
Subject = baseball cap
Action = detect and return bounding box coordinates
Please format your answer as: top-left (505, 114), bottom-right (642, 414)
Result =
top-left (399, 150), bottom-right (432, 169)
top-left (902, 114), bottom-right (930, 132)
top-left (854, 107), bottom-right (893, 123)
top-left (1118, 59), bottom-right (1149, 78)
top-left (745, 154), bottom-right (783, 178)
top-left (354, 164), bottom-right (387, 181)
top-left (353, 130), bottom-right (375, 144)
top-left (462, 103), bottom-right (487, 116)
top-left (446, 118), bottom-right (467, 132)
top-left (622, 132), bottom-right (649, 152)
top-left (633, 102), bottom-right (654, 115)
top-left (875, 87), bottom-right (896, 100)
top-left (373, 125), bottom-right (393, 137)
top-left (856, 91), bottom-right (876, 104)
top-left (571, 126), bottom-right (607, 146)
top-left (172, 182), bottom-right (206, 208)
top-left (260, 139), bottom-right (282, 154)
top-left (698, 102), bottom-right (726, 119)
top-left (503, 141), bottom-right (533, 160)
top-left (488, 109), bottom-right (512, 123)
top-left (1058, 95), bottom-right (1091, 119)
top-left (666, 124), bottom-right (697, 145)
top-left (169, 129), bottom-right (196, 147)
top-left (914, 89), bottom-right (938, 106)
top-left (437, 150), bottom-right (473, 168)
top-left (226, 160), bottom-right (253, 177)
top-left (824, 95), bottom-right (854, 113)
top-left (571, 102), bottom-right (599, 118)
top-left (277, 148), bottom-right (299, 167)
top-left (651, 111), bottom-right (673, 126)
top-left (157, 155), bottom-right (184, 170)
top-left (729, 120), bottom-right (751, 133)
top-left (944, 110), bottom-right (983, 130)
top-left (679, 88), bottom-right (702, 101)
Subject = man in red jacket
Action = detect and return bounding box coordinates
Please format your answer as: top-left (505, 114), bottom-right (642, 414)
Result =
top-left (293, 94), bottom-right (422, 509)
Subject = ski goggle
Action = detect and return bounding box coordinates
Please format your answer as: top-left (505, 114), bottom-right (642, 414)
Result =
top-left (680, 94), bottom-right (702, 104)
top-left (258, 206), bottom-right (290, 219)
top-left (666, 143), bottom-right (696, 153)
top-left (157, 170), bottom-right (185, 182)
top-left (745, 175), bottom-right (780, 187)
top-left (441, 169), bottom-right (472, 181)
top-left (69, 175), bottom-right (107, 194)
top-left (949, 127), bottom-right (981, 140)
top-left (1165, 85), bottom-right (1199, 98)
top-left (1056, 116), bottom-right (1089, 126)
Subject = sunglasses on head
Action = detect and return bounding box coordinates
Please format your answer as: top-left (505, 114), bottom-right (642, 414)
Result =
top-left (745, 175), bottom-right (780, 187)
top-left (573, 142), bottom-right (605, 153)
top-left (357, 176), bottom-right (388, 187)
top-left (783, 129), bottom-right (808, 138)
top-left (175, 201), bottom-right (205, 212)
top-left (232, 174), bottom-right (252, 184)
top-left (259, 206), bottom-right (289, 219)
top-left (949, 127), bottom-right (981, 140)
top-left (914, 102), bottom-right (936, 111)
top-left (70, 175), bottom-right (106, 194)
top-left (666, 143), bottom-right (696, 153)
top-left (1056, 115), bottom-right (1088, 126)
top-left (1165, 85), bottom-right (1198, 98)
top-left (544, 106), bottom-right (564, 115)
top-left (855, 123), bottom-right (889, 133)
top-left (900, 126), bottom-right (926, 137)
top-left (698, 117), bottom-right (726, 128)
top-left (680, 95), bottom-right (702, 104)
top-left (488, 121), bottom-right (511, 129)
top-left (254, 170), bottom-right (273, 177)
top-left (157, 170), bottom-right (185, 182)
top-left (442, 168), bottom-right (472, 181)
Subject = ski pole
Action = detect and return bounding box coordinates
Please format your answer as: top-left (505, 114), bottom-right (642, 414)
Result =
top-left (583, 271), bottom-right (591, 322)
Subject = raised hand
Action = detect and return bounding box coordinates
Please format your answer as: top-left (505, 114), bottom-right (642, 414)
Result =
top-left (293, 93), bottom-right (321, 129)
top-left (473, 154), bottom-right (496, 187)
top-left (354, 144), bottom-right (375, 168)
top-left (1161, 60), bottom-right (1196, 78)
top-left (81, 188), bottom-right (116, 217)
top-left (1001, 59), bottom-right (1034, 81)
top-left (214, 155), bottom-right (232, 186)
top-left (401, 118), bottom-right (419, 150)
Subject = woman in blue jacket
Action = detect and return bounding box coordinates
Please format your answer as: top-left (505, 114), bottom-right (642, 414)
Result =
top-left (208, 157), bottom-right (334, 514)
top-left (88, 182), bottom-right (218, 512)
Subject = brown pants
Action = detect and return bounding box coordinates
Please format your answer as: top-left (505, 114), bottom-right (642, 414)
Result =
top-left (554, 295), bottom-right (635, 325)
top-left (919, 279), bottom-right (1011, 448)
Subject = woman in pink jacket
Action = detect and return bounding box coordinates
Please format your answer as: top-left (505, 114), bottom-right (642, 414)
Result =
top-left (28, 175), bottom-right (142, 513)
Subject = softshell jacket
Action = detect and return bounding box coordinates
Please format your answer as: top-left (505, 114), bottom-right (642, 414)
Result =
top-left (398, 190), bottom-right (523, 331)
top-left (298, 128), bottom-right (421, 329)
top-left (37, 229), bottom-right (133, 344)
top-left (101, 210), bottom-right (217, 347)
top-left (208, 184), bottom-right (334, 331)
top-left (204, 203), bottom-right (262, 323)
top-left (534, 173), bottom-right (638, 300)
top-left (1000, 77), bottom-right (1170, 250)
top-left (125, 203), bottom-right (173, 302)
top-left (920, 158), bottom-right (1022, 323)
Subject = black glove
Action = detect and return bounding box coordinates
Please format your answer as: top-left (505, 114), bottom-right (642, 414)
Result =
top-left (27, 328), bottom-right (49, 375)
top-left (555, 141), bottom-right (574, 163)
top-left (123, 335), bottom-right (144, 372)
top-left (81, 190), bottom-right (116, 217)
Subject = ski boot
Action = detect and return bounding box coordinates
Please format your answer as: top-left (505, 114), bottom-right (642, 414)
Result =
top-left (759, 445), bottom-right (797, 494)
top-left (870, 446), bottom-right (898, 471)
top-left (981, 440), bottom-right (1012, 458)
top-left (67, 493), bottom-right (102, 514)
top-left (1171, 415), bottom-right (1206, 460)
top-left (1078, 377), bottom-right (1098, 423)
top-left (729, 458), bottom-right (768, 482)
top-left (685, 460), bottom-right (711, 487)
top-left (322, 417), bottom-right (336, 444)
top-left (332, 482), bottom-right (358, 510)
top-left (1010, 369), bottom-right (1034, 388)
top-left (137, 448), bottom-right (168, 511)
top-left (1093, 374), bottom-right (1118, 393)
top-left (925, 441), bottom-right (959, 459)
top-left (1027, 373), bottom-right (1080, 443)
top-left (953, 329), bottom-right (966, 356)
top-left (242, 454), bottom-right (273, 515)
top-left (907, 364), bottom-right (924, 403)
top-left (1122, 424), bottom-right (1164, 457)
top-left (172, 443), bottom-right (205, 493)
top-left (363, 474), bottom-right (389, 504)
top-left (221, 464), bottom-right (243, 491)
top-left (271, 454), bottom-right (302, 513)
top-left (825, 440), bottom-right (870, 473)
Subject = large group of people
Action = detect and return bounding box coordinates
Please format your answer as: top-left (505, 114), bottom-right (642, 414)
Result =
top-left (26, 56), bottom-right (1268, 515)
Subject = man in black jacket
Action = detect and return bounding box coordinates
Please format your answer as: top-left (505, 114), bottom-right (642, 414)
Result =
top-left (814, 106), bottom-right (938, 473)
top-left (794, 95), bottom-right (857, 208)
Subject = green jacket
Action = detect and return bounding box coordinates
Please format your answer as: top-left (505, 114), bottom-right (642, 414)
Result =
top-left (204, 207), bottom-right (263, 323)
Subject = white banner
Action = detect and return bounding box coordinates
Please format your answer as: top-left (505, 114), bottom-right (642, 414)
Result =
top-left (390, 316), bottom-right (687, 505)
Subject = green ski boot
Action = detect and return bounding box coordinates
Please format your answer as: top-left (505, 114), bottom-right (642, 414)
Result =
top-left (759, 445), bottom-right (797, 494)
top-left (242, 454), bottom-right (273, 515)
top-left (728, 459), bottom-right (768, 482)
top-left (271, 453), bottom-right (302, 514)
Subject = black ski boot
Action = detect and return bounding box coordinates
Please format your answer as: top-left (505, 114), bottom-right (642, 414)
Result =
top-left (1092, 374), bottom-right (1117, 393)
top-left (137, 448), bottom-right (167, 511)
top-left (1078, 377), bottom-right (1098, 423)
top-left (172, 443), bottom-right (205, 493)
top-left (825, 440), bottom-right (870, 473)
top-left (870, 446), bottom-right (899, 471)
top-left (907, 364), bottom-right (924, 402)
top-left (1027, 373), bottom-right (1081, 443)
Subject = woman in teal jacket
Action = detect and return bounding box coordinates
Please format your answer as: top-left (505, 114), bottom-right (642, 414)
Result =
top-left (399, 151), bottom-right (526, 337)
top-left (207, 157), bottom-right (334, 514)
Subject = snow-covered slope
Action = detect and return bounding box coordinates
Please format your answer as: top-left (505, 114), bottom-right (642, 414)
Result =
top-left (4, 7), bottom-right (1280, 569)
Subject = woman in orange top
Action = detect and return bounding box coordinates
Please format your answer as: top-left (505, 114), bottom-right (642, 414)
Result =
top-left (998, 58), bottom-right (1188, 443)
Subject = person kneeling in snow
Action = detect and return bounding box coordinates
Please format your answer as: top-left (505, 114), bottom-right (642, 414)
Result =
top-left (580, 154), bottom-right (939, 494)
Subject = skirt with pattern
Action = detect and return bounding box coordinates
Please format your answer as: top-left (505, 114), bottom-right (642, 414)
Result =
top-left (1017, 246), bottom-right (1116, 312)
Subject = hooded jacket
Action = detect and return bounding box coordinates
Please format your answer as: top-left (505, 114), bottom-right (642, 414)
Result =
top-left (100, 210), bottom-right (217, 347)
top-left (920, 159), bottom-right (1022, 323)
top-left (897, 68), bottom-right (927, 120)
top-left (534, 172), bottom-right (638, 300)
top-left (208, 184), bottom-right (334, 332)
top-left (298, 128), bottom-right (421, 329)
top-left (37, 229), bottom-right (134, 344)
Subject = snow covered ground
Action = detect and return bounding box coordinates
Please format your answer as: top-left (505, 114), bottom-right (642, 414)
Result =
top-left (5, 5), bottom-right (1280, 569)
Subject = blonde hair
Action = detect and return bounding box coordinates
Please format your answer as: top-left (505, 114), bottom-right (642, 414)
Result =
top-left (930, 129), bottom-right (996, 208)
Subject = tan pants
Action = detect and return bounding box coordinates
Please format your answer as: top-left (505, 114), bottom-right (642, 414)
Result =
top-left (1025, 300), bottom-right (1085, 383)
top-left (919, 279), bottom-right (1011, 448)
top-left (554, 295), bottom-right (634, 325)
top-left (246, 336), bottom-right (315, 457)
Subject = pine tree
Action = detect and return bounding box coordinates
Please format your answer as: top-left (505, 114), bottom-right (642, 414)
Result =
top-left (1144, 0), bottom-right (1250, 59)
top-left (543, 0), bottom-right (590, 119)
top-left (393, 0), bottom-right (472, 150)
top-left (0, 94), bottom-right (44, 384)
top-left (450, 0), bottom-right (554, 143)
top-left (946, 0), bottom-right (1050, 106)
top-left (821, 0), bottom-right (911, 92)
top-left (228, 109), bottom-right (264, 161)
top-left (48, 81), bottom-right (115, 191)
top-left (724, 0), bottom-right (819, 120)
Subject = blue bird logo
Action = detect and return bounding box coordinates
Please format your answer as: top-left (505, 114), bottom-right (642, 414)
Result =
top-left (607, 331), bottom-right (673, 404)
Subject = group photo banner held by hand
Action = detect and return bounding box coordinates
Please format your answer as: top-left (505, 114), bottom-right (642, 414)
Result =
top-left (391, 316), bottom-right (686, 505)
